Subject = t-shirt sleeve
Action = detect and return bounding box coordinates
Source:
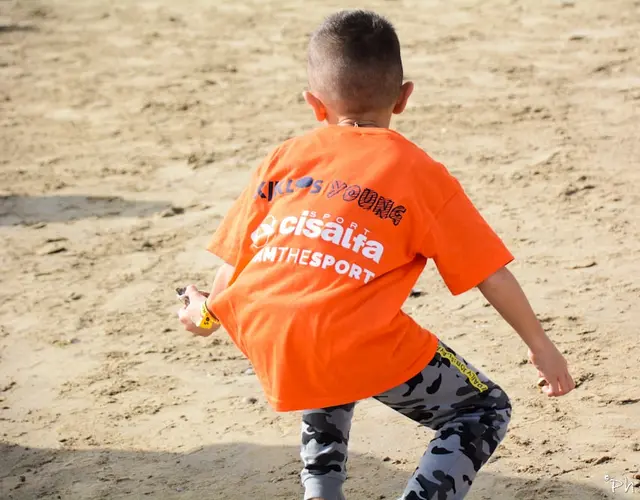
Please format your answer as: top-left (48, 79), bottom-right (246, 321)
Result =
top-left (422, 184), bottom-right (514, 296)
top-left (206, 150), bottom-right (276, 266)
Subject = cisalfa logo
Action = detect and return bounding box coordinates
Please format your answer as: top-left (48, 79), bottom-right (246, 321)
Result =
top-left (250, 215), bottom-right (278, 249)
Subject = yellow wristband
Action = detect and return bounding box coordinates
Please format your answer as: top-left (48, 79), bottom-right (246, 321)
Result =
top-left (197, 301), bottom-right (220, 329)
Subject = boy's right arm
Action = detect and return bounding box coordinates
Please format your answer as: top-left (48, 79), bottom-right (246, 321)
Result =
top-left (205, 263), bottom-right (235, 312)
top-left (477, 267), bottom-right (575, 397)
top-left (178, 263), bottom-right (235, 337)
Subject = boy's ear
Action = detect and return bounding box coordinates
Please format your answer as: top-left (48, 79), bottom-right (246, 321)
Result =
top-left (302, 91), bottom-right (327, 122)
top-left (392, 81), bottom-right (414, 115)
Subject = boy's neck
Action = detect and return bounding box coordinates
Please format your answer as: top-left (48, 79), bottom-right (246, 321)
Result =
top-left (337, 118), bottom-right (380, 128)
top-left (331, 112), bottom-right (393, 129)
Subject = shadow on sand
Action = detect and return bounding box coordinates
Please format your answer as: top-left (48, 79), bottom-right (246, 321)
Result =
top-left (0, 23), bottom-right (38, 34)
top-left (0, 441), bottom-right (615, 500)
top-left (0, 195), bottom-right (171, 226)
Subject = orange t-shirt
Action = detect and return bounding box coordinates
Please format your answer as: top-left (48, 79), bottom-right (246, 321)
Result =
top-left (207, 126), bottom-right (513, 412)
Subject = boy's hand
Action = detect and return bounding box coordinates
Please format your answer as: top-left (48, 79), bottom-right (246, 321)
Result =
top-left (528, 340), bottom-right (575, 397)
top-left (477, 267), bottom-right (575, 397)
top-left (177, 285), bottom-right (220, 337)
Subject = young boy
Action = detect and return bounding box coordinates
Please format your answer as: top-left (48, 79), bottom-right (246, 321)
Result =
top-left (177, 10), bottom-right (574, 500)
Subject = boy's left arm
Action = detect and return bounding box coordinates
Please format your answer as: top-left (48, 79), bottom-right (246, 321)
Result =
top-left (422, 177), bottom-right (574, 396)
top-left (477, 266), bottom-right (575, 397)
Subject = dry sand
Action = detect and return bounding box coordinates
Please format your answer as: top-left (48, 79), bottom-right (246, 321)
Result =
top-left (1, 0), bottom-right (639, 498)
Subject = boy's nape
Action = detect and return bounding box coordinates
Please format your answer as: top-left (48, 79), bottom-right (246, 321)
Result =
top-left (306, 9), bottom-right (411, 120)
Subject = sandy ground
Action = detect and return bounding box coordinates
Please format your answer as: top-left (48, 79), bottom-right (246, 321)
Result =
top-left (1, 0), bottom-right (639, 498)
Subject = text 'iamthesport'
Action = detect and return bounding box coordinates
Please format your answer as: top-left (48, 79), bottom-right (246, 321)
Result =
top-left (249, 210), bottom-right (384, 283)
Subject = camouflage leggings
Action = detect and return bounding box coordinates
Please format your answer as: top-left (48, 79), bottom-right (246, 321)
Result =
top-left (300, 340), bottom-right (512, 500)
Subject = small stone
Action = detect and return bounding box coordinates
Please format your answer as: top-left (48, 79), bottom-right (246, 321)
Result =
top-left (594, 455), bottom-right (612, 465)
top-left (571, 261), bottom-right (597, 269)
top-left (161, 206), bottom-right (185, 217)
top-left (19, 475), bottom-right (25, 483)
top-left (243, 397), bottom-right (258, 405)
top-left (38, 244), bottom-right (67, 255)
top-left (1, 381), bottom-right (16, 392)
top-left (69, 292), bottom-right (82, 301)
top-left (617, 398), bottom-right (640, 406)
top-left (243, 367), bottom-right (255, 375)
top-left (409, 288), bottom-right (423, 298)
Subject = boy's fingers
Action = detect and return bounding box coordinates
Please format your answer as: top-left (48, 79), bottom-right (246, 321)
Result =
top-left (543, 378), bottom-right (562, 397)
top-left (177, 309), bottom-right (196, 332)
top-left (548, 372), bottom-right (574, 397)
top-left (562, 372), bottom-right (575, 393)
top-left (184, 285), bottom-right (200, 298)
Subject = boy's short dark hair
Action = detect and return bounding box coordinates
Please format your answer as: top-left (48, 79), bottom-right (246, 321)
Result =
top-left (308, 10), bottom-right (403, 115)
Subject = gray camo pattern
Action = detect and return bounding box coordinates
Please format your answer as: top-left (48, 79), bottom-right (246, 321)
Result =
top-left (300, 340), bottom-right (512, 500)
